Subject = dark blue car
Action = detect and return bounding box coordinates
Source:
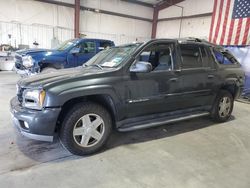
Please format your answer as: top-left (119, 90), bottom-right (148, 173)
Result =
top-left (14, 38), bottom-right (115, 76)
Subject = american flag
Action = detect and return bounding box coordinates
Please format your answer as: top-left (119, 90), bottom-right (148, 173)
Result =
top-left (209, 0), bottom-right (250, 46)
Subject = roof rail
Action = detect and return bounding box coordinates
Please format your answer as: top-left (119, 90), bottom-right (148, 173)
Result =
top-left (178, 37), bottom-right (218, 47)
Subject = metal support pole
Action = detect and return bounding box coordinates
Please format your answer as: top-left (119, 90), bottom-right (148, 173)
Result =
top-left (74, 0), bottom-right (80, 38)
top-left (151, 7), bottom-right (159, 39)
top-left (154, 0), bottom-right (184, 39)
top-left (178, 6), bottom-right (184, 38)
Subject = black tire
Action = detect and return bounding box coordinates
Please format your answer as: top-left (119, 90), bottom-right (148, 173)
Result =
top-left (210, 90), bottom-right (234, 122)
top-left (59, 102), bottom-right (112, 156)
top-left (41, 67), bottom-right (57, 73)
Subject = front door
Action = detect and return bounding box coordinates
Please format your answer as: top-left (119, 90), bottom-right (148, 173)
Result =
top-left (124, 42), bottom-right (181, 118)
top-left (77, 40), bottom-right (97, 66)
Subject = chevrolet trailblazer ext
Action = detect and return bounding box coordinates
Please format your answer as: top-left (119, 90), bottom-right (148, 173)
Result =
top-left (10, 38), bottom-right (244, 156)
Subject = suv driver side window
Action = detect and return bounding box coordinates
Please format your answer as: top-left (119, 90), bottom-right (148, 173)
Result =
top-left (77, 42), bottom-right (96, 54)
top-left (139, 43), bottom-right (173, 71)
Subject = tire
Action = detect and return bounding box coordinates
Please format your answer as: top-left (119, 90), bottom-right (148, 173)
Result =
top-left (59, 102), bottom-right (112, 156)
top-left (210, 90), bottom-right (234, 122)
top-left (41, 67), bottom-right (57, 73)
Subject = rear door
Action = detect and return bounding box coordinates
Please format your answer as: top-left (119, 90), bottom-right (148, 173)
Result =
top-left (200, 46), bottom-right (219, 105)
top-left (177, 43), bottom-right (211, 108)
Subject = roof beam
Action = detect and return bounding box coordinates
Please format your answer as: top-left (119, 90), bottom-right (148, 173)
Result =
top-left (158, 12), bottom-right (212, 22)
top-left (120, 0), bottom-right (153, 8)
top-left (35, 0), bottom-right (152, 22)
top-left (156, 0), bottom-right (185, 11)
top-left (80, 6), bottom-right (152, 22)
top-left (35, 0), bottom-right (74, 8)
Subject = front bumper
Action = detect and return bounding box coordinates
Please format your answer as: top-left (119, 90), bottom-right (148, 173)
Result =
top-left (14, 66), bottom-right (37, 77)
top-left (14, 60), bottom-right (38, 77)
top-left (10, 97), bottom-right (61, 142)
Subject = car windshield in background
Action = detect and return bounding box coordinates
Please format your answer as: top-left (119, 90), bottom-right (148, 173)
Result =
top-left (55, 39), bottom-right (76, 51)
top-left (85, 43), bottom-right (142, 68)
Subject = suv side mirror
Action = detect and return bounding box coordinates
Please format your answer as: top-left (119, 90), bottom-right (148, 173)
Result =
top-left (130, 61), bottom-right (152, 73)
top-left (70, 47), bottom-right (80, 55)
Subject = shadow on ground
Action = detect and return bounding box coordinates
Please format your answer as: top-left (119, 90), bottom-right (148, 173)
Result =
top-left (14, 115), bottom-right (236, 164)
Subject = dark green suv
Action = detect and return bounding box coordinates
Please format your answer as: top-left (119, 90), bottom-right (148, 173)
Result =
top-left (10, 38), bottom-right (245, 155)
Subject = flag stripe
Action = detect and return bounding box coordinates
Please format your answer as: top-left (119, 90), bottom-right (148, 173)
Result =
top-left (239, 18), bottom-right (247, 45)
top-left (211, 0), bottom-right (221, 43)
top-left (209, 0), bottom-right (218, 42)
top-left (216, 0), bottom-right (227, 44)
top-left (224, 0), bottom-right (234, 45)
top-left (242, 18), bottom-right (250, 45)
top-left (234, 18), bottom-right (243, 45)
top-left (227, 19), bottom-right (235, 45)
top-left (220, 0), bottom-right (231, 45)
top-left (213, 0), bottom-right (224, 44)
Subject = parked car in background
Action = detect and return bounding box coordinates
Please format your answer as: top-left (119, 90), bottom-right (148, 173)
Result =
top-left (14, 38), bottom-right (115, 76)
top-left (10, 38), bottom-right (244, 155)
top-left (0, 44), bottom-right (16, 71)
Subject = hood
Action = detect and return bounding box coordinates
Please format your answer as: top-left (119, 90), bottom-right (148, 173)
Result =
top-left (18, 66), bottom-right (112, 88)
top-left (16, 48), bottom-right (65, 57)
top-left (16, 48), bottom-right (50, 56)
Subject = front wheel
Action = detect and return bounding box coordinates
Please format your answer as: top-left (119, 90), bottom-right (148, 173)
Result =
top-left (210, 90), bottom-right (234, 122)
top-left (41, 67), bottom-right (57, 73)
top-left (59, 102), bottom-right (112, 156)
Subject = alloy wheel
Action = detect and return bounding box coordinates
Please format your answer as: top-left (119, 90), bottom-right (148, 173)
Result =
top-left (218, 97), bottom-right (231, 118)
top-left (73, 113), bottom-right (105, 147)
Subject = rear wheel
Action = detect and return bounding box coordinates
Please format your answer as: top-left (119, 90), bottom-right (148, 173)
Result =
top-left (59, 102), bottom-right (112, 156)
top-left (210, 90), bottom-right (234, 122)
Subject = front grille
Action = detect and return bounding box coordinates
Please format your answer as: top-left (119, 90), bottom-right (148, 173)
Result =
top-left (16, 85), bottom-right (24, 103)
top-left (15, 62), bottom-right (26, 70)
top-left (15, 54), bottom-right (22, 61)
top-left (15, 54), bottom-right (26, 70)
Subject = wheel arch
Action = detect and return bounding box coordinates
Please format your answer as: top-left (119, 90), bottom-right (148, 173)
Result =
top-left (39, 62), bottom-right (64, 71)
top-left (220, 81), bottom-right (240, 99)
top-left (55, 94), bottom-right (118, 132)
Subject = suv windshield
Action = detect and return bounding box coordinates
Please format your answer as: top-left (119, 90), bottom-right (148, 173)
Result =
top-left (55, 39), bottom-right (76, 51)
top-left (85, 43), bottom-right (142, 68)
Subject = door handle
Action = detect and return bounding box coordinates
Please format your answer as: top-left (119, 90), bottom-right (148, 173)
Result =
top-left (170, 78), bottom-right (178, 82)
top-left (208, 75), bottom-right (214, 79)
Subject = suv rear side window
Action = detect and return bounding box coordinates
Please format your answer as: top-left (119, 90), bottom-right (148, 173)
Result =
top-left (100, 41), bottom-right (112, 50)
top-left (180, 44), bottom-right (202, 69)
top-left (200, 46), bottom-right (215, 68)
top-left (213, 50), bottom-right (238, 65)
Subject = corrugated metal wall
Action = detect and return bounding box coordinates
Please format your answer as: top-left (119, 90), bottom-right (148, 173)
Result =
top-left (0, 21), bottom-right (150, 49)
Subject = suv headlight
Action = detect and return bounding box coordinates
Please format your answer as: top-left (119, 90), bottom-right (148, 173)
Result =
top-left (22, 89), bottom-right (46, 110)
top-left (22, 55), bottom-right (34, 68)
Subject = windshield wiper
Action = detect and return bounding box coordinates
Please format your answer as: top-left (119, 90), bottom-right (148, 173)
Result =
top-left (90, 64), bottom-right (103, 70)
